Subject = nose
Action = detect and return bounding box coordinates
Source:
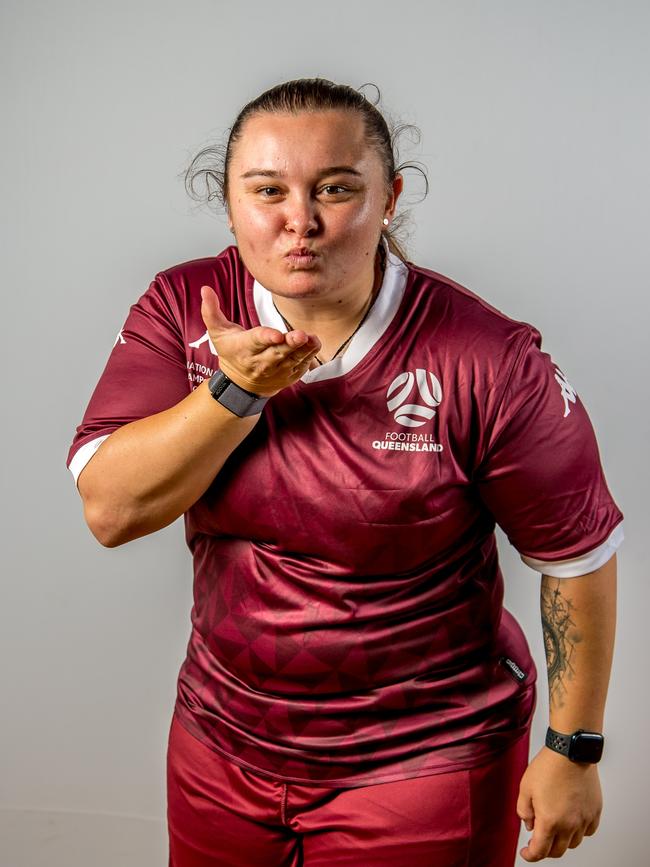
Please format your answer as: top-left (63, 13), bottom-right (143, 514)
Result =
top-left (283, 194), bottom-right (319, 236)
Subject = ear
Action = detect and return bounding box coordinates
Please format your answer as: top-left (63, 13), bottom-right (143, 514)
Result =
top-left (384, 172), bottom-right (404, 222)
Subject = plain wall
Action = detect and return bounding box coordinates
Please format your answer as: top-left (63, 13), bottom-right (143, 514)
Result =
top-left (2, 0), bottom-right (648, 864)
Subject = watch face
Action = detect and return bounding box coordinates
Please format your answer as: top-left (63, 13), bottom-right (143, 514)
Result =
top-left (570, 731), bottom-right (604, 763)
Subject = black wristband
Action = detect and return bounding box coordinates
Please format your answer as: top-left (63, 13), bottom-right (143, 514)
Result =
top-left (545, 727), bottom-right (604, 763)
top-left (208, 370), bottom-right (268, 417)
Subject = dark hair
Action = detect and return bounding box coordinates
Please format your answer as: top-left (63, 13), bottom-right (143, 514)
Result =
top-left (183, 78), bottom-right (428, 262)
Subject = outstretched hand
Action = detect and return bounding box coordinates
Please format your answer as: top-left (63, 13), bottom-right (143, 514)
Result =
top-left (200, 285), bottom-right (321, 396)
top-left (517, 746), bottom-right (602, 861)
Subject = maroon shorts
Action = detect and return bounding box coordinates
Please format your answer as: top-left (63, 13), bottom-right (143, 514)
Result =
top-left (167, 712), bottom-right (530, 867)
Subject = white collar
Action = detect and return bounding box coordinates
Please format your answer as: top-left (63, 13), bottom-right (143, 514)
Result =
top-left (253, 238), bottom-right (408, 383)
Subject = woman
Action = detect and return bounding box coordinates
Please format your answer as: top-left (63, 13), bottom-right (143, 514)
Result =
top-left (67, 78), bottom-right (623, 866)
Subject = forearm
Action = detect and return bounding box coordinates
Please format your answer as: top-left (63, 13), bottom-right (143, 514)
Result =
top-left (541, 554), bottom-right (617, 733)
top-left (77, 377), bottom-right (260, 547)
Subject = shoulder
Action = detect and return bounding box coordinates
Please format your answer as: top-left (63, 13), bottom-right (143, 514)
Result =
top-left (403, 259), bottom-right (541, 365)
top-left (405, 259), bottom-right (534, 335)
top-left (141, 245), bottom-right (251, 329)
top-left (154, 244), bottom-right (247, 291)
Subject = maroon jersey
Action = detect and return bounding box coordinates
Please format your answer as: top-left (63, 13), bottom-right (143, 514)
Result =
top-left (67, 243), bottom-right (623, 786)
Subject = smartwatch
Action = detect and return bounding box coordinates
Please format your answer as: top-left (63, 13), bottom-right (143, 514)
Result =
top-left (208, 370), bottom-right (268, 418)
top-left (545, 727), bottom-right (604, 764)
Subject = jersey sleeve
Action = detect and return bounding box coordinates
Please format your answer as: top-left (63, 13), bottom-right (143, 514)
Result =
top-left (475, 326), bottom-right (624, 577)
top-left (66, 276), bottom-right (190, 487)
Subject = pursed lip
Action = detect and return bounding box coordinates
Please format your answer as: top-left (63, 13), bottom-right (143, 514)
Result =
top-left (285, 247), bottom-right (318, 257)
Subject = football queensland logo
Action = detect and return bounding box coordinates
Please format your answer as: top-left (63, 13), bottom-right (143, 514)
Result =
top-left (386, 369), bottom-right (442, 428)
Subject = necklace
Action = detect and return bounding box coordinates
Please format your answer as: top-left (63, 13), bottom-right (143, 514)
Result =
top-left (273, 244), bottom-right (386, 366)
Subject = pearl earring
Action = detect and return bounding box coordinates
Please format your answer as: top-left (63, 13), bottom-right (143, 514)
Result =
top-left (383, 218), bottom-right (389, 226)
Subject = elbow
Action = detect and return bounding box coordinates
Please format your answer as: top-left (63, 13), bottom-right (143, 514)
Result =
top-left (83, 502), bottom-right (135, 548)
top-left (78, 467), bottom-right (171, 546)
top-left (94, 528), bottom-right (128, 549)
top-left (78, 468), bottom-right (140, 547)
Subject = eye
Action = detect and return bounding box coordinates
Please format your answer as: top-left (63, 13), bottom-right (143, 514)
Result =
top-left (321, 184), bottom-right (349, 195)
top-left (257, 186), bottom-right (281, 197)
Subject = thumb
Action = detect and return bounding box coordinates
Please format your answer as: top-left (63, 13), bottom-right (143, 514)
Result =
top-left (200, 285), bottom-right (238, 335)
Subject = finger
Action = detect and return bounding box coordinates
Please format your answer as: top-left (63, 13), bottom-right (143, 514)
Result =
top-left (283, 329), bottom-right (310, 350)
top-left (547, 831), bottom-right (575, 859)
top-left (289, 341), bottom-right (323, 366)
top-left (516, 794), bottom-right (535, 834)
top-left (289, 358), bottom-right (313, 378)
top-left (200, 286), bottom-right (238, 336)
top-left (520, 823), bottom-right (555, 862)
top-left (284, 331), bottom-right (323, 362)
top-left (249, 325), bottom-right (288, 351)
top-left (568, 828), bottom-right (585, 849)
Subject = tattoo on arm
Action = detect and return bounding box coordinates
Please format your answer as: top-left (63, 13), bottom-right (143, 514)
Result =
top-left (541, 578), bottom-right (581, 709)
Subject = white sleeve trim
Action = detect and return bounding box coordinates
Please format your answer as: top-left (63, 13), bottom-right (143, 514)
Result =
top-left (68, 434), bottom-right (111, 488)
top-left (520, 522), bottom-right (624, 577)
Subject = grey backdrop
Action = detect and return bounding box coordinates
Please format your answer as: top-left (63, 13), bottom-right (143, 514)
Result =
top-left (2, 1), bottom-right (648, 864)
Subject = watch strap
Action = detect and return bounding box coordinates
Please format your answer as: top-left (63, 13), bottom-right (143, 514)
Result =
top-left (545, 726), bottom-right (604, 763)
top-left (208, 370), bottom-right (268, 417)
top-left (546, 727), bottom-right (572, 757)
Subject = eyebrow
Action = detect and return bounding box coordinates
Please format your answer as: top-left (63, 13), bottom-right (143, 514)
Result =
top-left (239, 165), bottom-right (363, 180)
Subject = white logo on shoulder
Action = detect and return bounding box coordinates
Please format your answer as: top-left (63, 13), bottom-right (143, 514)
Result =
top-left (188, 330), bottom-right (218, 356)
top-left (554, 367), bottom-right (577, 417)
top-left (386, 369), bottom-right (442, 428)
top-left (114, 328), bottom-right (126, 346)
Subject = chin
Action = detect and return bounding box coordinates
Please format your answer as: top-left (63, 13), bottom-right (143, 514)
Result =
top-left (270, 284), bottom-right (323, 300)
top-left (266, 271), bottom-right (328, 298)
